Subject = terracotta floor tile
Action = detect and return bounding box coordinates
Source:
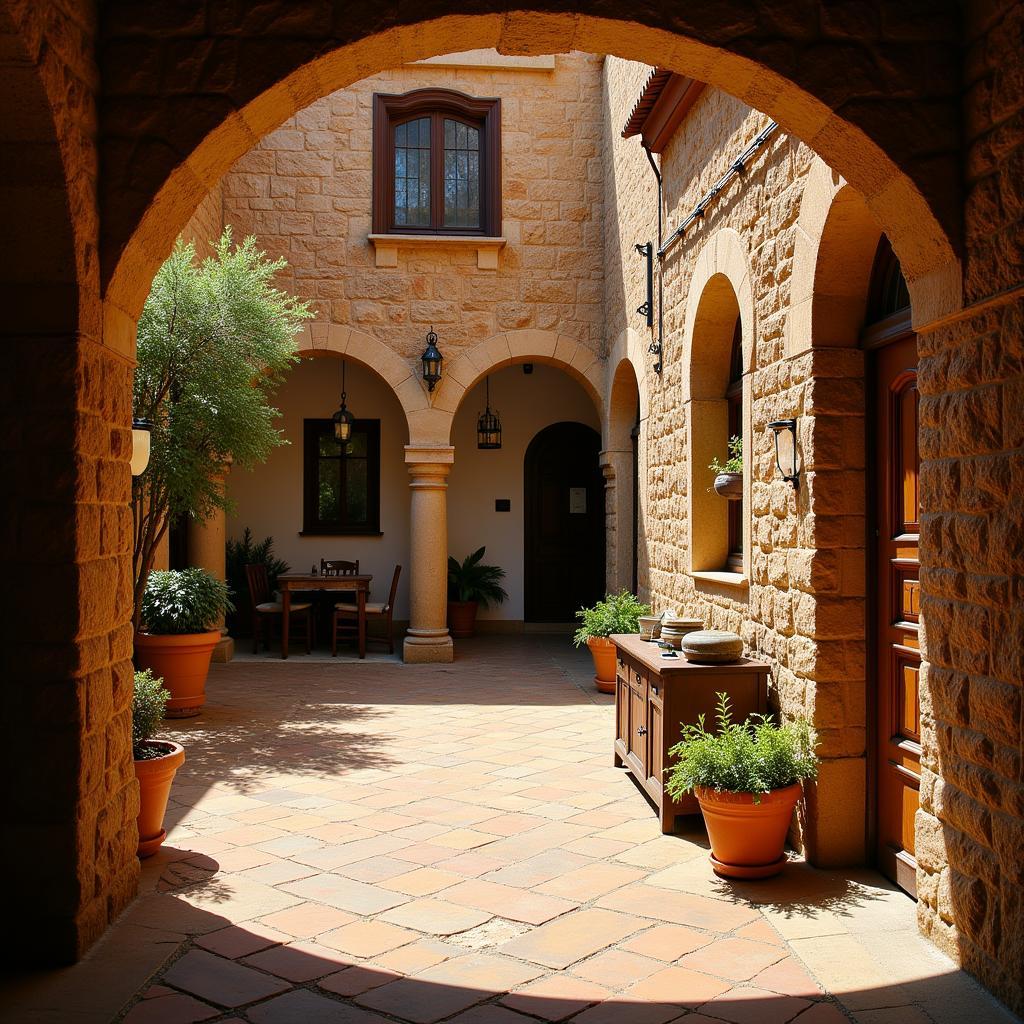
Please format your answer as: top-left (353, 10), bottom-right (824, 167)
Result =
top-left (735, 918), bottom-right (787, 948)
top-left (754, 957), bottom-right (825, 998)
top-left (209, 846), bottom-right (277, 873)
top-left (318, 919), bottom-right (418, 957)
top-left (678, 935), bottom-right (786, 981)
top-left (851, 1009), bottom-right (933, 1024)
top-left (447, 1007), bottom-right (537, 1024)
top-left (431, 828), bottom-right (502, 850)
top-left (436, 851), bottom-right (512, 877)
top-left (474, 813), bottom-right (550, 836)
top-left (569, 998), bottom-right (683, 1024)
top-left (380, 897), bottom-right (494, 935)
top-left (501, 973), bottom-right (611, 1020)
top-left (242, 940), bottom-right (353, 981)
top-left (484, 851), bottom-right (593, 889)
top-left (237, 859), bottom-right (316, 886)
top-left (248, 987), bottom-right (392, 1023)
top-left (625, 965), bottom-right (732, 1005)
top-left (281, 873), bottom-right (410, 915)
top-left (370, 937), bottom-right (458, 974)
top-left (339, 855), bottom-right (422, 883)
top-left (499, 909), bottom-right (644, 969)
top-left (319, 964), bottom-right (401, 997)
top-left (259, 902), bottom-right (357, 939)
top-left (162, 950), bottom-right (290, 1007)
top-left (122, 991), bottom-right (219, 1024)
top-left (597, 884), bottom-right (760, 931)
top-left (381, 866), bottom-right (464, 896)
top-left (194, 922), bottom-right (289, 959)
top-left (559, 836), bottom-right (633, 858)
top-left (390, 843), bottom-right (454, 865)
top-left (696, 986), bottom-right (812, 1023)
top-left (533, 862), bottom-right (645, 902)
top-left (620, 924), bottom-right (713, 962)
top-left (793, 1006), bottom-right (852, 1024)
top-left (444, 878), bottom-right (578, 925)
top-left (570, 948), bottom-right (665, 987)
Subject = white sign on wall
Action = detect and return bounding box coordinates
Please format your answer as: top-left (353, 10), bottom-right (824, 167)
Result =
top-left (569, 487), bottom-right (587, 514)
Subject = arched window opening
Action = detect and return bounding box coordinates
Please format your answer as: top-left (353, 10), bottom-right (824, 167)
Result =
top-left (725, 316), bottom-right (744, 572)
top-left (862, 235), bottom-right (911, 345)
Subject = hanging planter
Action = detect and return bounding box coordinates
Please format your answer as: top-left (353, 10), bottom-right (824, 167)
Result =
top-left (709, 436), bottom-right (743, 500)
top-left (713, 472), bottom-right (743, 499)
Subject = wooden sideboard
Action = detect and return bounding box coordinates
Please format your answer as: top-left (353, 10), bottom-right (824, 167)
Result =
top-left (611, 633), bottom-right (770, 834)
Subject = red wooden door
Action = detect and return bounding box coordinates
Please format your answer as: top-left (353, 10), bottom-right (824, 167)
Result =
top-left (871, 333), bottom-right (921, 897)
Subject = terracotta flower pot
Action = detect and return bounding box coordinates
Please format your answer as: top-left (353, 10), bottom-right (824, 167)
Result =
top-left (447, 600), bottom-right (479, 639)
top-left (713, 471), bottom-right (743, 499)
top-left (695, 782), bottom-right (802, 879)
top-left (587, 636), bottom-right (617, 694)
top-left (135, 740), bottom-right (186, 858)
top-left (134, 631), bottom-right (220, 718)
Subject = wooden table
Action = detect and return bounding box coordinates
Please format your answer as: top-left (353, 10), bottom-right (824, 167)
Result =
top-left (277, 573), bottom-right (373, 659)
top-left (611, 633), bottom-right (769, 833)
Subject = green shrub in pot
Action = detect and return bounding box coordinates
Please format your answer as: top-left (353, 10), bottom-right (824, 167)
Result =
top-left (573, 591), bottom-right (651, 693)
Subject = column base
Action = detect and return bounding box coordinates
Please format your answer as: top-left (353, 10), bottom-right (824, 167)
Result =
top-left (403, 635), bottom-right (455, 663)
top-left (211, 634), bottom-right (235, 663)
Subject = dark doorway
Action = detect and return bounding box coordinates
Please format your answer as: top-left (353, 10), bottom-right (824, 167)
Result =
top-left (524, 421), bottom-right (606, 622)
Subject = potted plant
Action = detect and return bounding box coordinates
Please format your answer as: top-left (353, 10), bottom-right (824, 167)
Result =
top-left (133, 669), bottom-right (185, 858)
top-left (225, 528), bottom-right (290, 637)
top-left (135, 568), bottom-right (233, 717)
top-left (666, 692), bottom-right (818, 879)
top-left (132, 229), bottom-right (310, 634)
top-left (709, 435), bottom-right (743, 499)
top-left (573, 590), bottom-right (650, 693)
top-left (447, 547), bottom-right (509, 638)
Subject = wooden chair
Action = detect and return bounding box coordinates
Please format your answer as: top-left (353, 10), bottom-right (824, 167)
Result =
top-left (332, 564), bottom-right (401, 656)
top-left (245, 563), bottom-right (314, 655)
top-left (320, 559), bottom-right (359, 576)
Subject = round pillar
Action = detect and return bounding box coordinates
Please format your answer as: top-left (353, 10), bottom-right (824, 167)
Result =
top-left (404, 446), bottom-right (455, 664)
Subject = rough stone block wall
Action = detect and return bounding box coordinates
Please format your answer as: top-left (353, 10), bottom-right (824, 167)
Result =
top-left (221, 53), bottom-right (606, 368)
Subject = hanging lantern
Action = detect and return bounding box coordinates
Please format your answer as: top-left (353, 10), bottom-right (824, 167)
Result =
top-left (477, 376), bottom-right (502, 450)
top-left (421, 326), bottom-right (443, 392)
top-left (130, 418), bottom-right (153, 476)
top-left (767, 417), bottom-right (800, 489)
top-left (333, 360), bottom-right (354, 443)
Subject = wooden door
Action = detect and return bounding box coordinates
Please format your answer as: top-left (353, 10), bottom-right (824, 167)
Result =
top-left (871, 333), bottom-right (921, 897)
top-left (524, 421), bottom-right (606, 622)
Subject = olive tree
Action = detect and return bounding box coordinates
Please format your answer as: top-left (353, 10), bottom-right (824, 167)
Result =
top-left (132, 229), bottom-right (312, 628)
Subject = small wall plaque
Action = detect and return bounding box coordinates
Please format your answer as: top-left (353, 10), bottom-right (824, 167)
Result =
top-left (569, 487), bottom-right (587, 514)
top-left (495, 499), bottom-right (511, 512)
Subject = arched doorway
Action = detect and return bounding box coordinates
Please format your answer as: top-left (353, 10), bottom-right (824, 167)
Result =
top-left (524, 422), bottom-right (605, 624)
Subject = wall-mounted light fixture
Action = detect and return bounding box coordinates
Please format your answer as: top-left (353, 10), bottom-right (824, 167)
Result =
top-left (767, 418), bottom-right (800, 490)
top-left (634, 242), bottom-right (653, 327)
top-left (477, 376), bottom-right (502, 450)
top-left (421, 326), bottom-right (443, 392)
top-left (131, 418), bottom-right (153, 476)
top-left (332, 360), bottom-right (354, 443)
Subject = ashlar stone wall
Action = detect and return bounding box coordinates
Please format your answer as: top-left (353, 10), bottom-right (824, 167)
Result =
top-left (220, 53), bottom-right (606, 368)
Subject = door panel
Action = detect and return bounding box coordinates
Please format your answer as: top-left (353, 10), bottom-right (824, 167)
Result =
top-left (647, 697), bottom-right (664, 789)
top-left (524, 422), bottom-right (605, 622)
top-left (872, 334), bottom-right (921, 897)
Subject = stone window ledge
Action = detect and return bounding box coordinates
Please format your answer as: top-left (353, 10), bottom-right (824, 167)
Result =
top-left (369, 234), bottom-right (506, 270)
top-left (690, 570), bottom-right (749, 589)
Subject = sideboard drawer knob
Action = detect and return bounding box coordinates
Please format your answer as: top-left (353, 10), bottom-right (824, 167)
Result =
top-left (637, 725), bottom-right (647, 736)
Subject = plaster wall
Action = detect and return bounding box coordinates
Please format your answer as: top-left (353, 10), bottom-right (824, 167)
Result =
top-left (448, 363), bottom-right (601, 623)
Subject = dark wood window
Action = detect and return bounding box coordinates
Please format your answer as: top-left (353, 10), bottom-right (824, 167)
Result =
top-left (373, 89), bottom-right (501, 236)
top-left (302, 419), bottom-right (381, 535)
top-left (861, 234), bottom-right (912, 349)
top-left (726, 317), bottom-right (744, 572)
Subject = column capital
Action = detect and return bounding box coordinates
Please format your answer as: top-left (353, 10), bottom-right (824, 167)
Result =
top-left (405, 445), bottom-right (455, 466)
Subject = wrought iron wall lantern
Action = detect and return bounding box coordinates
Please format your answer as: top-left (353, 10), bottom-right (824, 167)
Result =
top-left (333, 360), bottom-right (354, 444)
top-left (477, 376), bottom-right (502, 449)
top-left (768, 417), bottom-right (800, 490)
top-left (421, 327), bottom-right (443, 392)
top-left (131, 418), bottom-right (153, 476)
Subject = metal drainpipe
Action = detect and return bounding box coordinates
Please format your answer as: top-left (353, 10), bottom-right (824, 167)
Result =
top-left (642, 144), bottom-right (664, 374)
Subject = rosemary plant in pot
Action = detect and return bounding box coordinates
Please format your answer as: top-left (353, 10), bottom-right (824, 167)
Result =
top-left (574, 591), bottom-right (650, 693)
top-left (666, 692), bottom-right (818, 878)
top-left (447, 547), bottom-right (509, 638)
top-left (133, 669), bottom-right (184, 857)
top-left (135, 568), bottom-right (232, 717)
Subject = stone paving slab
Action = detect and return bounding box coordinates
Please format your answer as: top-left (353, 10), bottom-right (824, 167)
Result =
top-left (0, 637), bottom-right (1016, 1024)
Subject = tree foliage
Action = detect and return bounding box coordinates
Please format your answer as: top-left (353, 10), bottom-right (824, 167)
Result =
top-left (132, 229), bottom-right (312, 627)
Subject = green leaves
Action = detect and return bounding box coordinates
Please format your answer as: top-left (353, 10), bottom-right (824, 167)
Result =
top-left (447, 546), bottom-right (509, 609)
top-left (573, 590), bottom-right (651, 647)
top-left (709, 435), bottom-right (743, 475)
top-left (132, 228), bottom-right (312, 626)
top-left (665, 692), bottom-right (818, 801)
top-left (141, 568), bottom-right (233, 635)
top-left (132, 669), bottom-right (171, 759)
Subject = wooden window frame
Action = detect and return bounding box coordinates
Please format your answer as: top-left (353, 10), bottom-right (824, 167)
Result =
top-left (373, 88), bottom-right (501, 237)
top-left (302, 418), bottom-right (382, 536)
top-left (725, 319), bottom-right (744, 572)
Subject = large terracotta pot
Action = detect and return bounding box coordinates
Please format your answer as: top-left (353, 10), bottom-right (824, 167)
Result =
top-left (135, 740), bottom-right (186, 858)
top-left (447, 600), bottom-right (479, 639)
top-left (587, 636), bottom-right (617, 694)
top-left (695, 782), bottom-right (802, 879)
top-left (134, 631), bottom-right (220, 718)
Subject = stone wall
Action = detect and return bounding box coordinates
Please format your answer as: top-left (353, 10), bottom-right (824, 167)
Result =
top-left (220, 53), bottom-right (606, 367)
top-left (914, 2), bottom-right (1024, 1009)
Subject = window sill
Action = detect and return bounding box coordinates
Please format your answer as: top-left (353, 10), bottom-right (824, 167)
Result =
top-left (690, 570), bottom-right (749, 589)
top-left (368, 233), bottom-right (507, 270)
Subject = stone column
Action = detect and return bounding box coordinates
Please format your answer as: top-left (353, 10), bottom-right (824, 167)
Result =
top-left (187, 473), bottom-right (234, 662)
top-left (404, 446), bottom-right (455, 664)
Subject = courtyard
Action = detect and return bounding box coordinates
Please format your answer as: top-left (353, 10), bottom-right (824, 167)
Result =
top-left (3, 638), bottom-right (1011, 1024)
